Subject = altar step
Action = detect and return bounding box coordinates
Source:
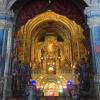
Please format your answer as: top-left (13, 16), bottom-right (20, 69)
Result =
top-left (6, 96), bottom-right (96, 100)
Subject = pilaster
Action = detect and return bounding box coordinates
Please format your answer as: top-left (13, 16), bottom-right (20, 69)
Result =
top-left (85, 7), bottom-right (100, 100)
top-left (0, 10), bottom-right (13, 76)
top-left (0, 10), bottom-right (14, 100)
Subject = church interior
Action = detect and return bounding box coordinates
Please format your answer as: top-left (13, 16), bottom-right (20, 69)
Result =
top-left (11, 0), bottom-right (92, 97)
top-left (0, 0), bottom-right (100, 100)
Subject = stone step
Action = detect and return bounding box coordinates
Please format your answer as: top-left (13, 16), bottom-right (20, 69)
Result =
top-left (6, 96), bottom-right (96, 100)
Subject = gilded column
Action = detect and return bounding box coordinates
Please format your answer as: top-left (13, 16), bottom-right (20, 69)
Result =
top-left (76, 39), bottom-right (80, 61)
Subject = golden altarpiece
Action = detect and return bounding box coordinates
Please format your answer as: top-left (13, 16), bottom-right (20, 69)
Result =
top-left (14, 11), bottom-right (89, 96)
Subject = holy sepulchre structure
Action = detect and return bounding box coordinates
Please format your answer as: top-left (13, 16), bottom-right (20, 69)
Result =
top-left (0, 0), bottom-right (100, 100)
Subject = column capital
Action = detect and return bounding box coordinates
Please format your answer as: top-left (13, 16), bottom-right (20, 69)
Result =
top-left (84, 0), bottom-right (100, 7)
top-left (0, 0), bottom-right (16, 10)
top-left (85, 7), bottom-right (100, 17)
top-left (84, 7), bottom-right (100, 28)
top-left (0, 10), bottom-right (14, 29)
top-left (0, 10), bottom-right (14, 19)
top-left (87, 17), bottom-right (100, 28)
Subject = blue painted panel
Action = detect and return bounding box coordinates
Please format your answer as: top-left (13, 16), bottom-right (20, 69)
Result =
top-left (91, 26), bottom-right (100, 74)
top-left (0, 15), bottom-right (11, 20)
top-left (1, 30), bottom-right (8, 76)
top-left (92, 27), bottom-right (100, 48)
top-left (0, 29), bottom-right (4, 76)
top-left (0, 29), bottom-right (4, 56)
top-left (90, 29), bottom-right (97, 73)
top-left (96, 54), bottom-right (100, 74)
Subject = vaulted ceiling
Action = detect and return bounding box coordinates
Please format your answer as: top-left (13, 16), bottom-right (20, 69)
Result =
top-left (11, 0), bottom-right (87, 12)
top-left (11, 0), bottom-right (88, 36)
